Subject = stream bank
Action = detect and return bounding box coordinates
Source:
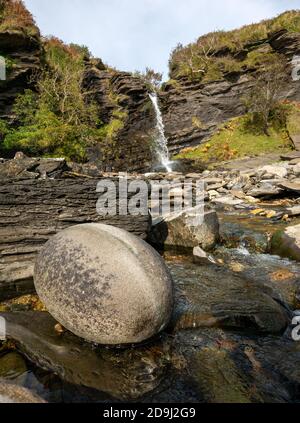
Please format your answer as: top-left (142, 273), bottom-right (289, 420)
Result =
top-left (1, 154), bottom-right (300, 403)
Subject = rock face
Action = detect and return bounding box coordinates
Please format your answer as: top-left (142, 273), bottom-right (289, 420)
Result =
top-left (272, 224), bottom-right (300, 262)
top-left (0, 22), bottom-right (155, 172)
top-left (149, 210), bottom-right (220, 251)
top-left (161, 30), bottom-right (300, 155)
top-left (0, 30), bottom-right (42, 121)
top-left (34, 224), bottom-right (174, 345)
top-left (0, 162), bottom-right (151, 301)
top-left (83, 64), bottom-right (156, 172)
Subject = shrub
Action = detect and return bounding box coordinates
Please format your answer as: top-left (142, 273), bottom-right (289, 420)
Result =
top-left (1, 37), bottom-right (105, 161)
top-left (243, 54), bottom-right (287, 135)
top-left (169, 10), bottom-right (300, 81)
top-left (0, 0), bottom-right (38, 36)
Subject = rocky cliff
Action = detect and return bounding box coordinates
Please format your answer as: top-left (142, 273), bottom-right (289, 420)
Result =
top-left (83, 62), bottom-right (155, 172)
top-left (0, 155), bottom-right (151, 301)
top-left (161, 12), bottom-right (300, 156)
top-left (0, 1), bottom-right (156, 172)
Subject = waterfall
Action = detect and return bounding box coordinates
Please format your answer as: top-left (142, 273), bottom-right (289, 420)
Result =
top-left (149, 93), bottom-right (172, 172)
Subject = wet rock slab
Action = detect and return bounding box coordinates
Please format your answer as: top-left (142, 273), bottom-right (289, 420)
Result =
top-left (0, 306), bottom-right (298, 403)
top-left (170, 262), bottom-right (289, 333)
top-left (213, 247), bottom-right (300, 310)
top-left (171, 327), bottom-right (300, 403)
top-left (0, 311), bottom-right (170, 401)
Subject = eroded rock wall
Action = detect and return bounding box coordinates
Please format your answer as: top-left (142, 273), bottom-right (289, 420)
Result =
top-left (161, 31), bottom-right (300, 156)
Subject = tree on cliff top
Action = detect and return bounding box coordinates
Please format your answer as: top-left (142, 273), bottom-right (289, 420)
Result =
top-left (134, 67), bottom-right (163, 90)
top-left (169, 10), bottom-right (300, 81)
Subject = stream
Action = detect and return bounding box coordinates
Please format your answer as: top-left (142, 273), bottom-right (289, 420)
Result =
top-left (1, 207), bottom-right (300, 403)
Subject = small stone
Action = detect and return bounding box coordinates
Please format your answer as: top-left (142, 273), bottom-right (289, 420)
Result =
top-left (193, 246), bottom-right (216, 265)
top-left (212, 196), bottom-right (244, 206)
top-left (278, 181), bottom-right (300, 193)
top-left (247, 184), bottom-right (284, 198)
top-left (14, 152), bottom-right (26, 160)
top-left (286, 206), bottom-right (300, 217)
top-left (54, 323), bottom-right (65, 334)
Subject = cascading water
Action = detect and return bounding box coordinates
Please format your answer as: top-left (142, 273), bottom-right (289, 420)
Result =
top-left (149, 93), bottom-right (172, 172)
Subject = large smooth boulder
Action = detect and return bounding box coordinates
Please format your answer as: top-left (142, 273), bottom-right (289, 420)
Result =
top-left (271, 224), bottom-right (300, 262)
top-left (149, 210), bottom-right (220, 251)
top-left (34, 224), bottom-right (174, 345)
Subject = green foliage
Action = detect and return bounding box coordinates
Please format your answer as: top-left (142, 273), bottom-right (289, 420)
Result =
top-left (13, 89), bottom-right (38, 125)
top-left (2, 106), bottom-right (100, 161)
top-left (169, 10), bottom-right (300, 82)
top-left (0, 38), bottom-right (106, 162)
top-left (286, 103), bottom-right (300, 137)
top-left (175, 113), bottom-right (293, 165)
top-left (0, 119), bottom-right (9, 142)
top-left (133, 67), bottom-right (163, 91)
top-left (243, 55), bottom-right (287, 135)
top-left (98, 98), bottom-right (128, 161)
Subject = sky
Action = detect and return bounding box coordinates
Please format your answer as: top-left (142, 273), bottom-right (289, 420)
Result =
top-left (23, 0), bottom-right (300, 79)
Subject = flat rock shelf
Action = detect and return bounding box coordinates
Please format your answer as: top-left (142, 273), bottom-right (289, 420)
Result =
top-left (0, 176), bottom-right (151, 301)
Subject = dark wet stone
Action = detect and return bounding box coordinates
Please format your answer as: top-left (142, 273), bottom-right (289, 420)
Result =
top-left (35, 159), bottom-right (69, 179)
top-left (0, 352), bottom-right (27, 381)
top-left (169, 262), bottom-right (289, 333)
top-left (278, 181), bottom-right (300, 194)
top-left (213, 247), bottom-right (300, 310)
top-left (0, 311), bottom-right (170, 401)
top-left (172, 327), bottom-right (300, 403)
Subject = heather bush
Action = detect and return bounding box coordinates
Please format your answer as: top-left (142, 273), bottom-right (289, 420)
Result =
top-left (0, 0), bottom-right (38, 36)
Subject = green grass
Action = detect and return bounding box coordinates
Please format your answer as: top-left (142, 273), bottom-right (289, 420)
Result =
top-left (169, 10), bottom-right (300, 82)
top-left (175, 115), bottom-right (293, 165)
top-left (287, 105), bottom-right (300, 137)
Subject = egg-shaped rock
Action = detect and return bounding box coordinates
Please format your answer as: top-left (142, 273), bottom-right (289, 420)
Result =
top-left (34, 224), bottom-right (174, 345)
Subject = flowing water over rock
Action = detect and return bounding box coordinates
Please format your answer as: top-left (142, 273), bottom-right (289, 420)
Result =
top-left (1, 175), bottom-right (300, 402)
top-left (149, 93), bottom-right (172, 172)
top-left (1, 245), bottom-right (300, 403)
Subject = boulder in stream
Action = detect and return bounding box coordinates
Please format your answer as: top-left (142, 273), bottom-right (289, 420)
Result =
top-left (149, 210), bottom-right (220, 251)
top-left (34, 224), bottom-right (174, 345)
